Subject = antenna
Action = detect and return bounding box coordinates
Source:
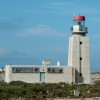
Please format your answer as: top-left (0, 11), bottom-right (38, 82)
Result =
top-left (78, 9), bottom-right (80, 15)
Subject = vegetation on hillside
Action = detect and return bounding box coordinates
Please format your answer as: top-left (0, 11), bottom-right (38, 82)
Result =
top-left (0, 81), bottom-right (100, 100)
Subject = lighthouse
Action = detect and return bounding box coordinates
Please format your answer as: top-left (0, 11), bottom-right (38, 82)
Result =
top-left (68, 15), bottom-right (90, 83)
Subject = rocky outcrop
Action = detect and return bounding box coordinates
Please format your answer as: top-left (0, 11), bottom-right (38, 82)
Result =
top-left (90, 72), bottom-right (100, 84)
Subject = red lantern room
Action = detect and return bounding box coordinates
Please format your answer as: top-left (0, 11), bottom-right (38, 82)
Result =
top-left (71, 15), bottom-right (88, 35)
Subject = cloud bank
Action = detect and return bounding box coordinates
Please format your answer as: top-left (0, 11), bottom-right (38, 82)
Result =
top-left (18, 24), bottom-right (70, 37)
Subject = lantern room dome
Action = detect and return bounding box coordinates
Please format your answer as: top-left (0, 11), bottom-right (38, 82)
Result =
top-left (73, 15), bottom-right (85, 21)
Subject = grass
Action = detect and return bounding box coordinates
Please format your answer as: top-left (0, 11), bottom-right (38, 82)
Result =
top-left (0, 81), bottom-right (100, 99)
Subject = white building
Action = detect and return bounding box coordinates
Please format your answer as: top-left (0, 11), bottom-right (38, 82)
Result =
top-left (5, 61), bottom-right (75, 83)
top-left (5, 15), bottom-right (90, 84)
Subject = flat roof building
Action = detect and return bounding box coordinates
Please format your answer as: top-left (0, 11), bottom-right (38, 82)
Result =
top-left (5, 61), bottom-right (75, 83)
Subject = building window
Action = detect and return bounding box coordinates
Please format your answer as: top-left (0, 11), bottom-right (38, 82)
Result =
top-left (47, 68), bottom-right (63, 73)
top-left (12, 68), bottom-right (16, 72)
top-left (12, 67), bottom-right (40, 73)
top-left (48, 68), bottom-right (51, 72)
top-left (80, 42), bottom-right (82, 45)
top-left (59, 69), bottom-right (63, 73)
top-left (35, 68), bottom-right (39, 72)
top-left (52, 68), bottom-right (56, 72)
top-left (30, 68), bottom-right (34, 72)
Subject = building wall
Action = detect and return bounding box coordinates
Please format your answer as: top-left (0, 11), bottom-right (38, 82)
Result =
top-left (1, 72), bottom-right (100, 83)
top-left (45, 67), bottom-right (75, 83)
top-left (5, 65), bottom-right (75, 83)
top-left (0, 73), bottom-right (5, 81)
top-left (68, 35), bottom-right (90, 84)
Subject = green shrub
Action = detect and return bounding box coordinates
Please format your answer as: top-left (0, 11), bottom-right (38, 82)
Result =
top-left (0, 81), bottom-right (8, 86)
top-left (9, 81), bottom-right (27, 85)
top-left (0, 81), bottom-right (100, 99)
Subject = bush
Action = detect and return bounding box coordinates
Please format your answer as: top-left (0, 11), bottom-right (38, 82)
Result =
top-left (0, 81), bottom-right (100, 99)
top-left (0, 81), bottom-right (7, 86)
top-left (9, 81), bottom-right (27, 85)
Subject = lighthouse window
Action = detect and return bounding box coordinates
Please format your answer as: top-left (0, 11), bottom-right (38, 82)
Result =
top-left (77, 22), bottom-right (81, 25)
top-left (80, 42), bottom-right (82, 44)
top-left (80, 73), bottom-right (82, 76)
top-left (80, 57), bottom-right (82, 60)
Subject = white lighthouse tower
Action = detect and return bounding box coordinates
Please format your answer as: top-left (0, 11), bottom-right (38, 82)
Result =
top-left (68, 15), bottom-right (90, 83)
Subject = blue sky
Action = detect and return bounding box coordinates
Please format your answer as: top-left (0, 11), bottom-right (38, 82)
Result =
top-left (0, 0), bottom-right (100, 72)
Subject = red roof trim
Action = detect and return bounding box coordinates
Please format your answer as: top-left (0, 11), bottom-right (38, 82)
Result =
top-left (73, 15), bottom-right (85, 21)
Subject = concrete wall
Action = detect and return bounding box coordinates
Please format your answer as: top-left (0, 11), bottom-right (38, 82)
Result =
top-left (1, 71), bottom-right (100, 84)
top-left (68, 35), bottom-right (90, 84)
top-left (5, 65), bottom-right (75, 83)
top-left (45, 67), bottom-right (75, 83)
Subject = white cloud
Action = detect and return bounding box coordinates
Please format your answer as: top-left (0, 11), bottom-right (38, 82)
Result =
top-left (0, 48), bottom-right (27, 60)
top-left (37, 24), bottom-right (48, 27)
top-left (18, 24), bottom-right (70, 37)
top-left (25, 2), bottom-right (73, 15)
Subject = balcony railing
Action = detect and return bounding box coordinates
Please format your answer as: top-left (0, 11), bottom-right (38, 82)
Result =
top-left (70, 27), bottom-right (88, 33)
